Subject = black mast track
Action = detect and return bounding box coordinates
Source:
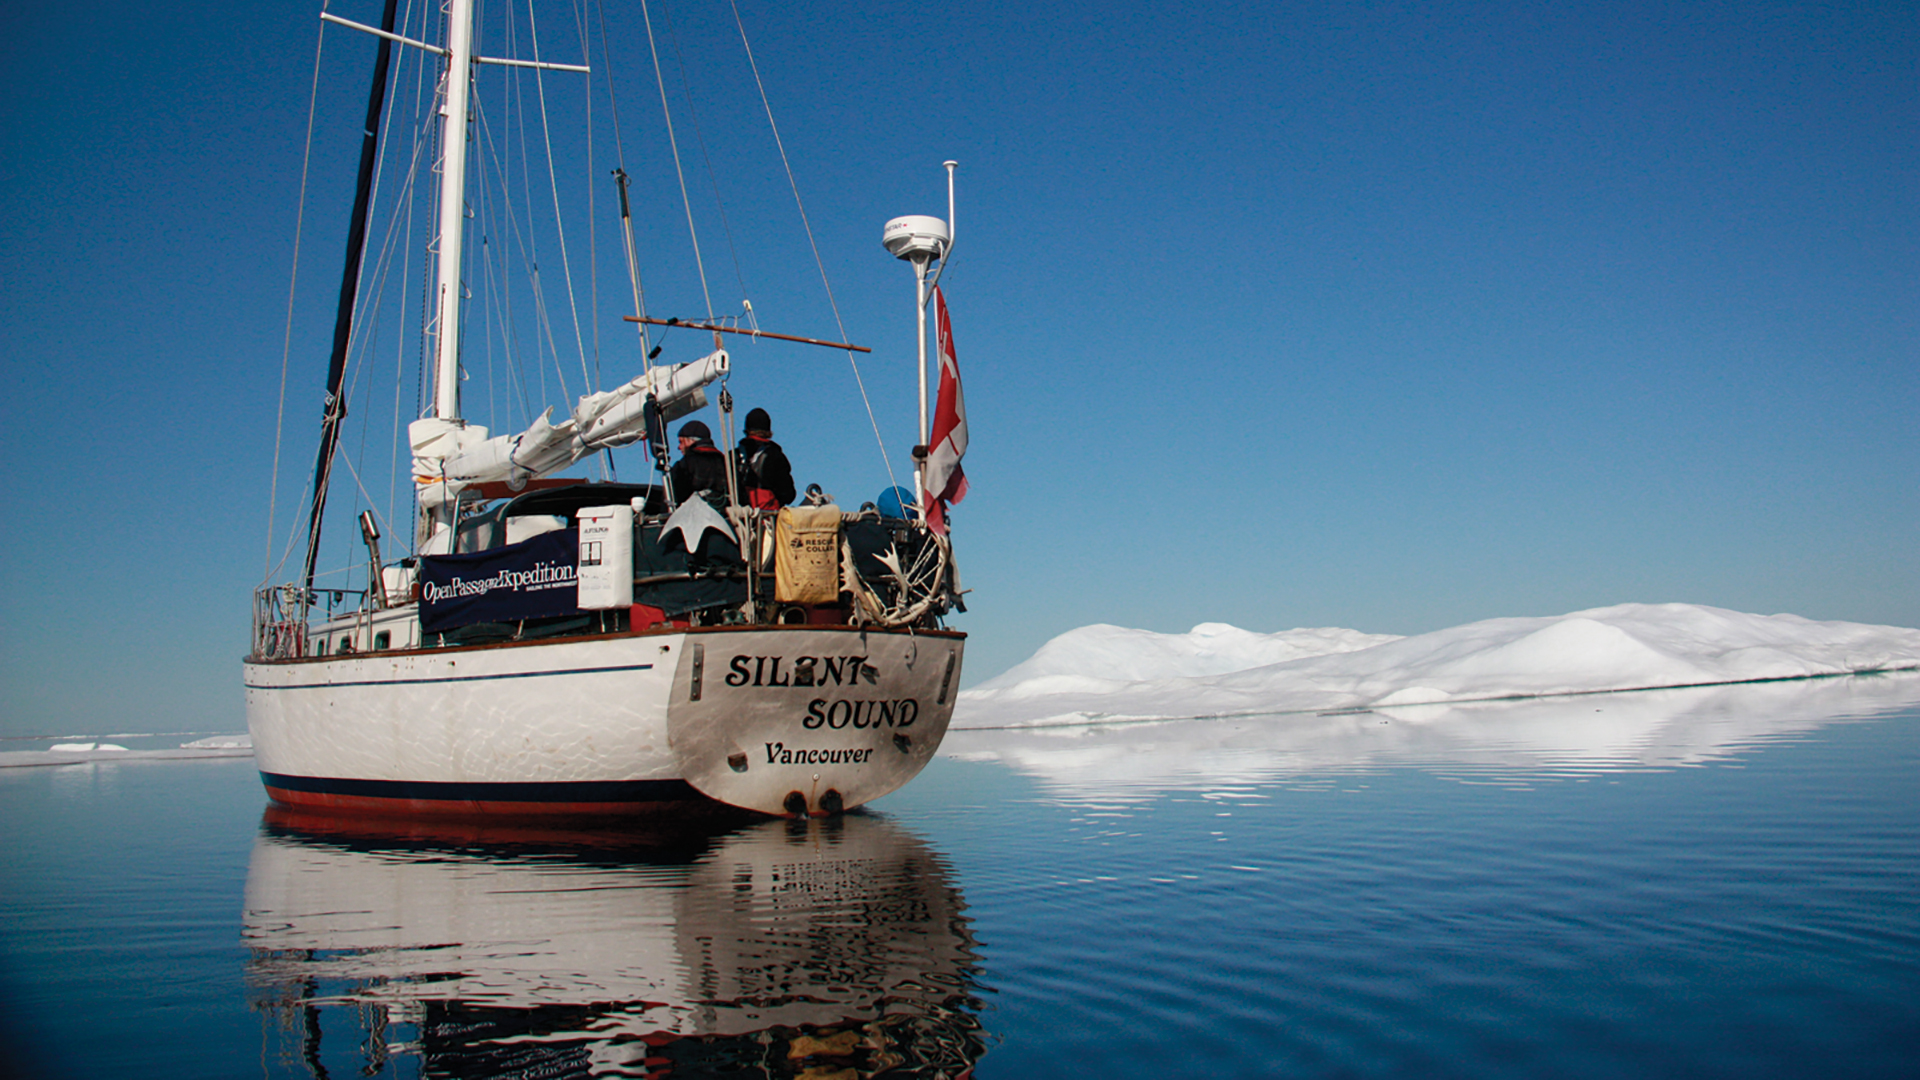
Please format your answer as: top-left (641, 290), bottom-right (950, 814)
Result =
top-left (302, 0), bottom-right (402, 596)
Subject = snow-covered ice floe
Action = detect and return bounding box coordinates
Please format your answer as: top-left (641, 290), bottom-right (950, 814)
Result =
top-left (0, 734), bottom-right (254, 768)
top-left (942, 671), bottom-right (1920, 800)
top-left (955, 603), bottom-right (1920, 731)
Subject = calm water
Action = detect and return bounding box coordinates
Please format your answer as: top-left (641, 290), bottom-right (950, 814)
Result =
top-left (3, 679), bottom-right (1917, 1078)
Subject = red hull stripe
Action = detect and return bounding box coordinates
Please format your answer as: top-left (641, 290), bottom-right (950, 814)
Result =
top-left (263, 788), bottom-right (697, 817)
top-left (261, 771), bottom-right (702, 816)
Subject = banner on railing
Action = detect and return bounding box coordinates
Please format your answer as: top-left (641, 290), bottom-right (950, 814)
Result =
top-left (418, 529), bottom-right (579, 633)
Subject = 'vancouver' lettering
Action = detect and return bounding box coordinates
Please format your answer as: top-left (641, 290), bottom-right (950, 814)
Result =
top-left (764, 743), bottom-right (876, 766)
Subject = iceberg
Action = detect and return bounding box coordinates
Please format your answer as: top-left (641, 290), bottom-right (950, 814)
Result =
top-left (0, 733), bottom-right (256, 768)
top-left (956, 603), bottom-right (1920, 730)
top-left (943, 672), bottom-right (1920, 802)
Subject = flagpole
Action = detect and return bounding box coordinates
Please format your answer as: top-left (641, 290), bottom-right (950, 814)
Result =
top-left (882, 164), bottom-right (958, 516)
top-left (917, 161), bottom-right (957, 508)
top-left (915, 258), bottom-right (930, 507)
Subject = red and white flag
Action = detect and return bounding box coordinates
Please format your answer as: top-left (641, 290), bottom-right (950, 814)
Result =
top-left (923, 286), bottom-right (969, 534)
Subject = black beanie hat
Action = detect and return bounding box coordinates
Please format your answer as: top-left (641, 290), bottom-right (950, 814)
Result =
top-left (679, 420), bottom-right (711, 441)
top-left (745, 407), bottom-right (771, 433)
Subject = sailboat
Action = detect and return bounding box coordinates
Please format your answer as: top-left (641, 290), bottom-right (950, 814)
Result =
top-left (243, 0), bottom-right (969, 818)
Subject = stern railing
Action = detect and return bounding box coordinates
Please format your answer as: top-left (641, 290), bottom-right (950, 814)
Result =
top-left (251, 585), bottom-right (309, 661)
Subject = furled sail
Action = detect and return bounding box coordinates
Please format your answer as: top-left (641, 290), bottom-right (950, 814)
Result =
top-left (409, 351), bottom-right (729, 494)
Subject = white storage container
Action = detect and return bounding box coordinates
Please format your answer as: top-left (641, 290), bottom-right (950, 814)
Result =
top-left (575, 505), bottom-right (633, 609)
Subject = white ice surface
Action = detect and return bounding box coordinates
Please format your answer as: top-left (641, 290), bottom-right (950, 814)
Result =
top-left (955, 603), bottom-right (1920, 730)
top-left (182, 735), bottom-right (253, 750)
top-left (0, 733), bottom-right (254, 768)
top-left (943, 672), bottom-right (1920, 802)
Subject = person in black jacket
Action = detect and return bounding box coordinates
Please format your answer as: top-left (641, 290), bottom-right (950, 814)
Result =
top-left (736, 407), bottom-right (797, 510)
top-left (668, 420), bottom-right (731, 504)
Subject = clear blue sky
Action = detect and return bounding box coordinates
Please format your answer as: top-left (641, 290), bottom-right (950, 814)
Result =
top-left (1, 0), bottom-right (1914, 737)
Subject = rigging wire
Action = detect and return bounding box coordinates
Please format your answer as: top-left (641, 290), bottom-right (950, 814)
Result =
top-left (343, 63), bottom-right (432, 568)
top-left (385, 0), bottom-right (423, 543)
top-left (298, 0), bottom-right (401, 600)
top-left (493, 18), bottom-right (550, 409)
top-left (595, 0), bottom-right (652, 363)
top-left (408, 0), bottom-right (435, 544)
top-left (727, 0), bottom-right (901, 500)
top-left (596, 9), bottom-right (662, 494)
top-left (472, 44), bottom-right (603, 439)
top-left (266, 18), bottom-right (331, 584)
top-left (612, 168), bottom-right (651, 378)
top-left (285, 0), bottom-right (927, 587)
top-left (522, 0), bottom-right (596, 402)
top-left (337, 437), bottom-right (399, 543)
top-left (350, 299), bottom-right (375, 559)
top-left (612, 172), bottom-right (647, 317)
top-left (574, 0), bottom-right (600, 392)
top-left (333, 127), bottom-right (431, 559)
top-left (267, 475), bottom-right (317, 584)
top-left (480, 208), bottom-right (500, 430)
top-left (573, 0), bottom-right (612, 479)
top-left (343, 2), bottom-right (412, 584)
top-left (637, 0), bottom-right (716, 322)
top-left (476, 181), bottom-right (539, 427)
top-left (662, 1), bottom-right (754, 321)
top-left (385, 5), bottom-right (424, 545)
top-left (472, 93), bottom-right (523, 428)
top-left (475, 92), bottom-right (570, 407)
top-left (470, 101), bottom-right (506, 432)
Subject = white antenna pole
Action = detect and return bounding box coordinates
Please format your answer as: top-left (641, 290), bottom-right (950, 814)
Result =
top-left (431, 0), bottom-right (476, 421)
top-left (882, 169), bottom-right (956, 512)
top-left (945, 160), bottom-right (957, 254)
top-left (915, 256), bottom-right (930, 504)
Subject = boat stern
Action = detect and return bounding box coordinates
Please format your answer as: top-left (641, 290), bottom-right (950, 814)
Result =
top-left (665, 627), bottom-right (963, 815)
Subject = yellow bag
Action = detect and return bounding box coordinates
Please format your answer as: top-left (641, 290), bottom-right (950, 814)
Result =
top-left (774, 506), bottom-right (841, 603)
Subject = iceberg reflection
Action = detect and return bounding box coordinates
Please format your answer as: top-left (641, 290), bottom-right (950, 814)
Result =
top-left (243, 809), bottom-right (987, 1077)
top-left (945, 672), bottom-right (1920, 799)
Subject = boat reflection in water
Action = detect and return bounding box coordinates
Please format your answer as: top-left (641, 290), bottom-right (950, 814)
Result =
top-left (243, 808), bottom-right (987, 1078)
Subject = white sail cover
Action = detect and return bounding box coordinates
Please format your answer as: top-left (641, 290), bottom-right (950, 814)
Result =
top-left (410, 351), bottom-right (728, 492)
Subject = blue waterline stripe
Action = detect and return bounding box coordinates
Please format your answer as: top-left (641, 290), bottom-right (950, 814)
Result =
top-left (244, 662), bottom-right (653, 691)
top-left (261, 771), bottom-right (699, 803)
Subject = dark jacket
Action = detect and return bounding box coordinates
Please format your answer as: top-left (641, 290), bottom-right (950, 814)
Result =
top-left (737, 433), bottom-right (796, 509)
top-left (669, 442), bottom-right (731, 504)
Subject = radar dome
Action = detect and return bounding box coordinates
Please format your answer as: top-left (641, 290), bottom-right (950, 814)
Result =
top-left (882, 215), bottom-right (949, 261)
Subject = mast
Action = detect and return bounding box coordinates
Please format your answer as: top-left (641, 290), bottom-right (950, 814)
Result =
top-left (301, 0), bottom-right (401, 595)
top-left (308, 0), bottom-right (595, 550)
top-left (430, 0), bottom-right (477, 421)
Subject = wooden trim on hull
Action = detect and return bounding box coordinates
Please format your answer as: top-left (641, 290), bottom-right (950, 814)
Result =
top-left (261, 771), bottom-right (713, 820)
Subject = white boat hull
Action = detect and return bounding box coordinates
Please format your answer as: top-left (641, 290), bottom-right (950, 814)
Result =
top-left (243, 624), bottom-right (963, 817)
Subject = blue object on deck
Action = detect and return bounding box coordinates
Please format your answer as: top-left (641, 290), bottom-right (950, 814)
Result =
top-left (877, 485), bottom-right (919, 520)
